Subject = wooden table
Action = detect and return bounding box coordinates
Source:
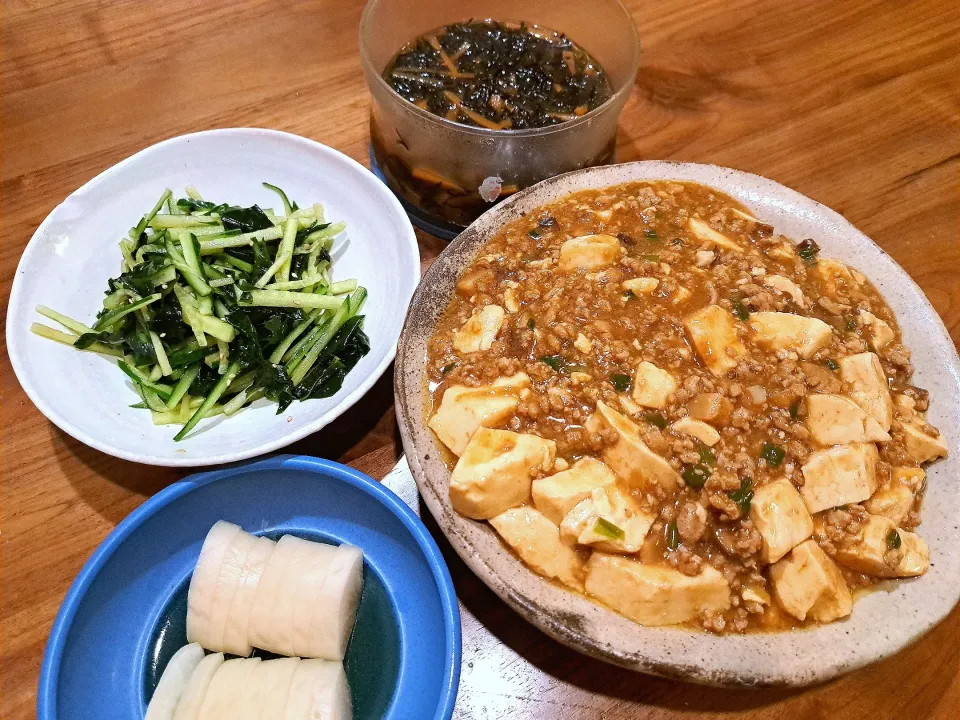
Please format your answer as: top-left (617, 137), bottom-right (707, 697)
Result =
top-left (3, 0), bottom-right (959, 717)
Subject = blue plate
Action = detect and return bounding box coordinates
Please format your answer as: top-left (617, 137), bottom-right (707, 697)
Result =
top-left (38, 455), bottom-right (461, 719)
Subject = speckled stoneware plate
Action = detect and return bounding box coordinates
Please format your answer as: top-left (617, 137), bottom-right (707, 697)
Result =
top-left (394, 161), bottom-right (960, 687)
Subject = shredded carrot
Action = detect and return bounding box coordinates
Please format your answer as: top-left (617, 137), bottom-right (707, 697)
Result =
top-left (427, 35), bottom-right (442, 51)
top-left (458, 105), bottom-right (504, 130)
top-left (411, 167), bottom-right (465, 193)
top-left (445, 109), bottom-right (459, 121)
top-left (574, 105), bottom-right (589, 116)
top-left (428, 35), bottom-right (461, 77)
top-left (414, 99), bottom-right (429, 110)
top-left (500, 184), bottom-right (520, 195)
top-left (450, 43), bottom-right (470, 62)
top-left (547, 112), bottom-right (577, 122)
top-left (562, 50), bottom-right (576, 75)
top-left (499, 118), bottom-right (513, 129)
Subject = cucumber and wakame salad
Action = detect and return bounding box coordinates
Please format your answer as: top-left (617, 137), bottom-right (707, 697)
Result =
top-left (31, 184), bottom-right (369, 441)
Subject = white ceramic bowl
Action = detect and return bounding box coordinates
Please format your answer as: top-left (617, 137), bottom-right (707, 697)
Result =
top-left (7, 128), bottom-right (420, 467)
top-left (395, 161), bottom-right (960, 686)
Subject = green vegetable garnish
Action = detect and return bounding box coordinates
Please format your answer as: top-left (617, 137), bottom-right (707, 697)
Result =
top-left (681, 463), bottom-right (712, 488)
top-left (527, 317), bottom-right (536, 330)
top-left (887, 529), bottom-right (902, 549)
top-left (540, 355), bottom-right (564, 372)
top-left (441, 363), bottom-right (456, 375)
top-left (728, 476), bottom-right (754, 515)
top-left (789, 397), bottom-right (803, 421)
top-left (731, 299), bottom-right (750, 321)
top-left (610, 373), bottom-right (632, 392)
top-left (666, 522), bottom-right (680, 550)
top-left (30, 185), bottom-right (369, 441)
top-left (641, 253), bottom-right (660, 263)
top-left (697, 443), bottom-right (716, 467)
top-left (824, 358), bottom-right (839, 371)
top-left (644, 228), bottom-right (659, 241)
top-left (797, 238), bottom-right (820, 264)
top-left (528, 228), bottom-right (542, 240)
top-left (644, 411), bottom-right (667, 429)
top-left (761, 442), bottom-right (785, 467)
top-left (593, 517), bottom-right (625, 541)
top-left (844, 316), bottom-right (858, 332)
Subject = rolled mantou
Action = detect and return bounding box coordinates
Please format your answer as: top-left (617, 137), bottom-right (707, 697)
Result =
top-left (172, 652), bottom-right (224, 720)
top-left (248, 535), bottom-right (315, 656)
top-left (145, 643), bottom-right (205, 720)
top-left (206, 530), bottom-right (258, 652)
top-left (196, 657), bottom-right (261, 720)
top-left (304, 544), bottom-right (364, 660)
top-left (255, 657), bottom-right (300, 720)
top-left (281, 659), bottom-right (352, 720)
top-left (186, 521), bottom-right (241, 649)
top-left (222, 535), bottom-right (277, 656)
top-left (290, 542), bottom-right (338, 658)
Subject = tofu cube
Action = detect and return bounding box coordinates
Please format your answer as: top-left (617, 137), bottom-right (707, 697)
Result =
top-left (800, 443), bottom-right (879, 513)
top-left (748, 312), bottom-right (833, 359)
top-left (900, 421), bottom-right (949, 464)
top-left (816, 258), bottom-right (863, 296)
top-left (559, 234), bottom-right (621, 271)
top-left (623, 277), bottom-right (659, 295)
top-left (559, 486), bottom-right (654, 554)
top-left (762, 274), bottom-right (806, 308)
top-left (839, 352), bottom-right (893, 432)
top-left (686, 392), bottom-right (734, 426)
top-left (769, 539), bottom-right (852, 622)
top-left (585, 400), bottom-right (681, 493)
top-left (449, 428), bottom-right (556, 519)
top-left (686, 217), bottom-right (742, 252)
top-left (864, 467), bottom-right (923, 525)
top-left (631, 361), bottom-right (677, 409)
top-left (750, 479), bottom-right (814, 563)
top-left (490, 506), bottom-right (585, 590)
top-left (670, 417), bottom-right (721, 446)
top-left (428, 373), bottom-right (530, 456)
top-left (858, 310), bottom-right (895, 350)
top-left (833, 513), bottom-right (928, 578)
top-left (453, 305), bottom-right (505, 353)
top-left (531, 457), bottom-right (617, 525)
top-left (574, 333), bottom-right (593, 353)
top-left (684, 305), bottom-right (747, 376)
top-left (805, 393), bottom-right (890, 446)
top-left (585, 553), bottom-right (731, 626)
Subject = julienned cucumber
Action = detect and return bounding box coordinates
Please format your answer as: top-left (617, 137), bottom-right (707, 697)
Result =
top-left (31, 184), bottom-right (370, 441)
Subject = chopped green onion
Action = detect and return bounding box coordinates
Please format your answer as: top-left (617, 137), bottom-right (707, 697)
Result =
top-left (761, 442), bottom-right (785, 467)
top-left (643, 411), bottom-right (667, 429)
top-left (731, 299), bottom-right (750, 321)
top-left (681, 463), bottom-right (712, 488)
top-left (644, 228), bottom-right (659, 241)
top-left (886, 529), bottom-right (902, 549)
top-left (728, 476), bottom-right (754, 515)
top-left (610, 373), bottom-right (632, 392)
top-left (666, 522), bottom-right (680, 550)
top-left (698, 443), bottom-right (716, 467)
top-left (593, 517), bottom-right (625, 541)
top-left (789, 397), bottom-right (803, 420)
top-left (824, 358), bottom-right (839, 371)
top-left (797, 238), bottom-right (820, 264)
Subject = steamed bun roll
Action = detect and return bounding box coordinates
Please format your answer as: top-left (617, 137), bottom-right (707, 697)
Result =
top-left (186, 522), bottom-right (242, 649)
top-left (144, 643), bottom-right (204, 720)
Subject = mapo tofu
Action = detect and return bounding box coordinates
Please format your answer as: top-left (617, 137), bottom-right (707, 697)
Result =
top-left (425, 180), bottom-right (946, 633)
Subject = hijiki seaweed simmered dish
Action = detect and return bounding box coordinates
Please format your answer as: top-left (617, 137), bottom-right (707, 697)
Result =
top-left (425, 180), bottom-right (949, 633)
top-left (385, 20), bottom-right (612, 131)
top-left (30, 184), bottom-right (370, 441)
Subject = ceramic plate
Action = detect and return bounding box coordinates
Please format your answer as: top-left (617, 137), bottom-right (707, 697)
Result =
top-left (394, 161), bottom-right (960, 686)
top-left (38, 455), bottom-right (461, 719)
top-left (6, 128), bottom-right (420, 466)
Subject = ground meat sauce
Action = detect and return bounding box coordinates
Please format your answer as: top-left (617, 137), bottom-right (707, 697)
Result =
top-left (425, 181), bottom-right (946, 633)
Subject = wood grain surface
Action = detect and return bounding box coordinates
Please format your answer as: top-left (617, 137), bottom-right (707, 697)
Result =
top-left (2, 0), bottom-right (959, 717)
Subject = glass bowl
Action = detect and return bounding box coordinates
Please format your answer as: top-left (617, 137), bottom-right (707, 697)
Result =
top-left (359, 0), bottom-right (641, 238)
